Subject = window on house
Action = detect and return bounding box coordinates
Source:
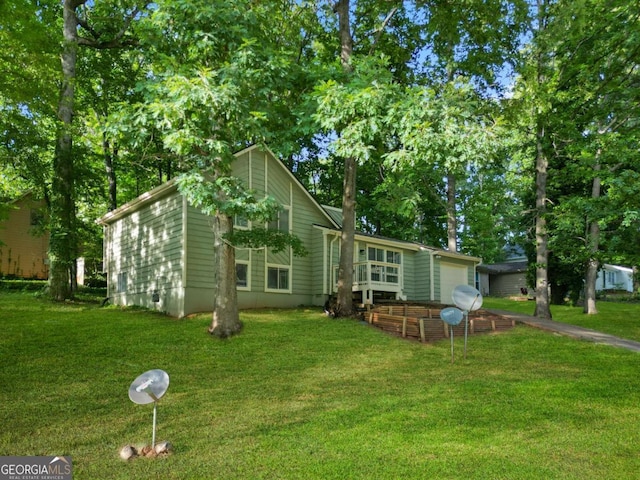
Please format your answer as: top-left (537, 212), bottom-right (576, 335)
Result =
top-left (236, 263), bottom-right (249, 289)
top-left (385, 266), bottom-right (399, 283)
top-left (371, 265), bottom-right (382, 282)
top-left (117, 272), bottom-right (128, 293)
top-left (368, 247), bottom-right (384, 262)
top-left (234, 215), bottom-right (249, 229)
top-left (30, 209), bottom-right (44, 227)
top-left (267, 266), bottom-right (289, 290)
top-left (386, 250), bottom-right (401, 265)
top-left (268, 208), bottom-right (290, 232)
top-left (368, 247), bottom-right (401, 264)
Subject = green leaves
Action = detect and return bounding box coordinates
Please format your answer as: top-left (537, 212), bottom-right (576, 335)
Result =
top-left (314, 56), bottom-right (398, 163)
top-left (177, 170), bottom-right (307, 256)
top-left (507, 0), bottom-right (640, 303)
top-left (227, 228), bottom-right (308, 257)
top-left (177, 171), bottom-right (279, 220)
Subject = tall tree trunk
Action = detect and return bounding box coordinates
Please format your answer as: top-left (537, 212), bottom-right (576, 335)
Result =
top-left (584, 161), bottom-right (601, 314)
top-left (534, 119), bottom-right (552, 319)
top-left (336, 156), bottom-right (356, 316)
top-left (533, 0), bottom-right (552, 319)
top-left (103, 134), bottom-right (117, 211)
top-left (209, 210), bottom-right (242, 337)
top-left (336, 0), bottom-right (353, 73)
top-left (444, 63), bottom-right (458, 254)
top-left (446, 172), bottom-right (457, 252)
top-left (49, 0), bottom-right (83, 300)
top-left (335, 0), bottom-right (355, 316)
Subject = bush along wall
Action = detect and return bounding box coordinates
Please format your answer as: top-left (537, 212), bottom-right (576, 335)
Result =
top-left (0, 279), bottom-right (48, 291)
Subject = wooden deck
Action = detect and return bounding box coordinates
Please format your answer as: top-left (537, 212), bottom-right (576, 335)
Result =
top-left (365, 303), bottom-right (516, 343)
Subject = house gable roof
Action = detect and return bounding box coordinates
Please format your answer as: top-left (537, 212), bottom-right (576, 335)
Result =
top-left (98, 144), bottom-right (341, 229)
top-left (235, 144), bottom-right (340, 229)
top-left (320, 202), bottom-right (481, 263)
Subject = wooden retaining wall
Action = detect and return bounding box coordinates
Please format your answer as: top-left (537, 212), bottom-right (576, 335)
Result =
top-left (365, 304), bottom-right (515, 343)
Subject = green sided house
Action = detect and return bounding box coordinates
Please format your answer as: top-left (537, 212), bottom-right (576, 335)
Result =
top-left (98, 144), bottom-right (481, 317)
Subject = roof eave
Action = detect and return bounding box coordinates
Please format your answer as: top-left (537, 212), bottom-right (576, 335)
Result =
top-left (432, 250), bottom-right (483, 263)
top-left (96, 178), bottom-right (178, 225)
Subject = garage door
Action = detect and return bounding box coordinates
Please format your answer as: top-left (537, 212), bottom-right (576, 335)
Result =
top-left (440, 263), bottom-right (469, 305)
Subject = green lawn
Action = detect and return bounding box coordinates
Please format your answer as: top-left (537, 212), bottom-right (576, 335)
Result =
top-left (1, 292), bottom-right (640, 479)
top-left (482, 297), bottom-right (640, 342)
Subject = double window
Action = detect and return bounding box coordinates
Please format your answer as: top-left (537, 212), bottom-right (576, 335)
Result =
top-left (368, 247), bottom-right (401, 265)
top-left (266, 206), bottom-right (291, 292)
top-left (234, 205), bottom-right (292, 293)
top-left (267, 266), bottom-right (290, 291)
top-left (236, 261), bottom-right (290, 292)
top-left (268, 208), bottom-right (290, 232)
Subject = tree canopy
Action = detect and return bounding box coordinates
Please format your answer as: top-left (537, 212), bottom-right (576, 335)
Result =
top-left (2, 0), bottom-right (639, 326)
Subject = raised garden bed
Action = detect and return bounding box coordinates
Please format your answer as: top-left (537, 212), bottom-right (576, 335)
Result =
top-left (365, 303), bottom-right (515, 343)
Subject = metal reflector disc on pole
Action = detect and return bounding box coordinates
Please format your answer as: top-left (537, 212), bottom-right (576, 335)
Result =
top-left (129, 369), bottom-right (170, 449)
top-left (129, 369), bottom-right (170, 405)
top-left (452, 285), bottom-right (483, 360)
top-left (440, 307), bottom-right (463, 326)
top-left (440, 307), bottom-right (464, 363)
top-left (451, 285), bottom-right (483, 312)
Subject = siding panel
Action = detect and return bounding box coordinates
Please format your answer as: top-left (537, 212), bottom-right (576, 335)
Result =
top-left (413, 251), bottom-right (432, 301)
top-left (106, 191), bottom-right (184, 314)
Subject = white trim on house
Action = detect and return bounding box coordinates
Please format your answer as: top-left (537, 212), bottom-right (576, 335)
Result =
top-left (181, 195), bottom-right (189, 287)
top-left (97, 179), bottom-right (178, 226)
top-left (236, 259), bottom-right (251, 291)
top-left (430, 249), bottom-right (436, 301)
top-left (265, 263), bottom-right (292, 293)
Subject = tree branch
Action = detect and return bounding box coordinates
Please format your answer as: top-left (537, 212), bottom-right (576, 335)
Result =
top-left (77, 36), bottom-right (139, 49)
top-left (369, 6), bottom-right (398, 55)
top-left (75, 6), bottom-right (99, 40)
top-left (76, 3), bottom-right (149, 50)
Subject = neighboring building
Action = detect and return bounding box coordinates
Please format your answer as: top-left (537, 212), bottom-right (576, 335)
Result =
top-left (477, 246), bottom-right (528, 297)
top-left (477, 260), bottom-right (528, 297)
top-left (596, 264), bottom-right (634, 293)
top-left (478, 254), bottom-right (636, 297)
top-left (98, 145), bottom-right (481, 317)
top-left (0, 192), bottom-right (49, 279)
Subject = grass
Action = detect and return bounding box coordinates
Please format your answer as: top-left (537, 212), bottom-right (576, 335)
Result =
top-left (1, 292), bottom-right (640, 479)
top-left (482, 297), bottom-right (640, 342)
